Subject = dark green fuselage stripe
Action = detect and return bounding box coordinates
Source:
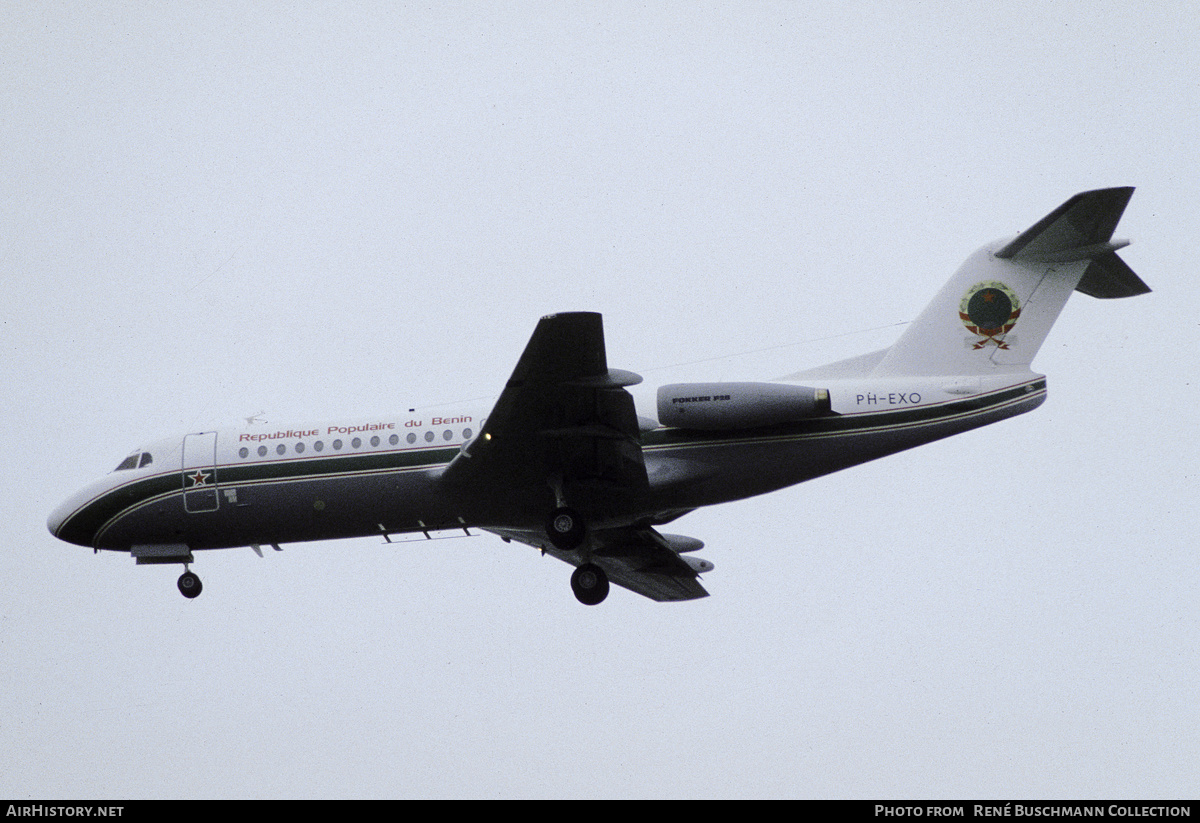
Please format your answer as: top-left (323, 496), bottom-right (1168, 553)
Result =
top-left (60, 379), bottom-right (1045, 548)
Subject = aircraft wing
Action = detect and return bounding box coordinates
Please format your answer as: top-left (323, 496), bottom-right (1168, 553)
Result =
top-left (443, 313), bottom-right (710, 602)
top-left (490, 524), bottom-right (711, 602)
top-left (443, 311), bottom-right (647, 494)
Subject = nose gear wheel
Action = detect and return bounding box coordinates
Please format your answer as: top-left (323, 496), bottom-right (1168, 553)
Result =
top-left (177, 569), bottom-right (203, 599)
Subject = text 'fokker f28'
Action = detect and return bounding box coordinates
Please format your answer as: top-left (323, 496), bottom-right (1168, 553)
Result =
top-left (49, 188), bottom-right (1150, 605)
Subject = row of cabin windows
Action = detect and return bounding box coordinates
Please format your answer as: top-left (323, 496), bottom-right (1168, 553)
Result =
top-left (237, 428), bottom-right (473, 459)
top-left (113, 427), bottom-right (475, 471)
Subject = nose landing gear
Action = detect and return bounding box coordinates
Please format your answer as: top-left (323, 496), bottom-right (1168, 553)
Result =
top-left (177, 567), bottom-right (203, 599)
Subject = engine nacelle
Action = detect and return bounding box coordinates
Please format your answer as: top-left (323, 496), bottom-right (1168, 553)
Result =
top-left (657, 382), bottom-right (831, 430)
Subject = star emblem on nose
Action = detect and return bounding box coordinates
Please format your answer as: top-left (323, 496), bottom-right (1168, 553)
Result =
top-left (189, 470), bottom-right (210, 487)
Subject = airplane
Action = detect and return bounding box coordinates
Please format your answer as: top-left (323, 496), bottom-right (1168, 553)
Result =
top-left (47, 188), bottom-right (1150, 605)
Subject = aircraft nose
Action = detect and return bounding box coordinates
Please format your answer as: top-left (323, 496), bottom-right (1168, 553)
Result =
top-left (47, 499), bottom-right (70, 539)
top-left (47, 493), bottom-right (90, 546)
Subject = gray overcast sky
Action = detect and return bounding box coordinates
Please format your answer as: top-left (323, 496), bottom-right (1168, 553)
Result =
top-left (3, 2), bottom-right (1197, 799)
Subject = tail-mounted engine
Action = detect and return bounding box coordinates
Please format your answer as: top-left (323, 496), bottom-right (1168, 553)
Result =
top-left (657, 382), bottom-right (831, 430)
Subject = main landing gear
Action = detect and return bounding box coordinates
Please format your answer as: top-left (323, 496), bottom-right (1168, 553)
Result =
top-left (177, 567), bottom-right (203, 599)
top-left (546, 506), bottom-right (585, 551)
top-left (544, 506), bottom-right (609, 605)
top-left (571, 562), bottom-right (609, 606)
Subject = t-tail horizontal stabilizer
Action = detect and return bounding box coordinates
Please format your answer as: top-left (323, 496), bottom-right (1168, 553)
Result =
top-left (872, 187), bottom-right (1150, 378)
top-left (994, 187), bottom-right (1150, 299)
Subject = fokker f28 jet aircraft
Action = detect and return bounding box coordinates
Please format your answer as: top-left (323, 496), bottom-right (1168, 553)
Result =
top-left (49, 188), bottom-right (1150, 605)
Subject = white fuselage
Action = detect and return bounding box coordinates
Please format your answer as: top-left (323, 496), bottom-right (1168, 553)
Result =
top-left (48, 372), bottom-right (1045, 553)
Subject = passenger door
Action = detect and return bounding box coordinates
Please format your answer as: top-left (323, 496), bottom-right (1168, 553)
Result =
top-left (182, 432), bottom-right (219, 513)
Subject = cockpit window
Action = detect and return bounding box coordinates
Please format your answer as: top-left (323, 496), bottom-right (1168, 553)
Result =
top-left (115, 451), bottom-right (153, 471)
top-left (115, 454), bottom-right (139, 471)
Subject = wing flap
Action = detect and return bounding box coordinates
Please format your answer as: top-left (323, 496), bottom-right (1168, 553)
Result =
top-left (591, 525), bottom-right (711, 601)
top-left (492, 524), bottom-right (710, 602)
top-left (603, 563), bottom-right (710, 602)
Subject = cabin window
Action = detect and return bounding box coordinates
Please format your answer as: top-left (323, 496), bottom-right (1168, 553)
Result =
top-left (463, 428), bottom-right (472, 439)
top-left (407, 433), bottom-right (416, 444)
top-left (443, 430), bottom-right (452, 441)
top-left (314, 441), bottom-right (324, 452)
top-left (276, 444), bottom-right (286, 455)
top-left (424, 431), bottom-right (434, 443)
top-left (258, 445), bottom-right (268, 457)
top-left (389, 434), bottom-right (399, 446)
top-left (351, 437), bottom-right (362, 449)
top-left (239, 447), bottom-right (249, 459)
top-left (370, 435), bottom-right (380, 447)
top-left (295, 442), bottom-right (305, 454)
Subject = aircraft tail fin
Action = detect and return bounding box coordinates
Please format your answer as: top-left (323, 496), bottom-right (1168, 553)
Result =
top-left (871, 188), bottom-right (1149, 378)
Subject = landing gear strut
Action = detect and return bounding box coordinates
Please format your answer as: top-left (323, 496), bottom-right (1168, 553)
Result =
top-left (177, 568), bottom-right (203, 599)
top-left (546, 506), bottom-right (586, 550)
top-left (571, 563), bottom-right (609, 606)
